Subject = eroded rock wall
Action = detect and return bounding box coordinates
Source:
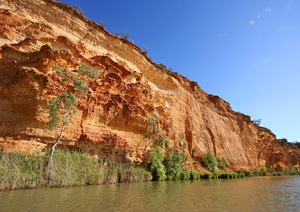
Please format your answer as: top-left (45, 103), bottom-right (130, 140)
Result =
top-left (0, 0), bottom-right (299, 170)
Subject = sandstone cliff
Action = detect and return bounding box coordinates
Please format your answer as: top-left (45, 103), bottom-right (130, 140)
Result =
top-left (0, 0), bottom-right (299, 171)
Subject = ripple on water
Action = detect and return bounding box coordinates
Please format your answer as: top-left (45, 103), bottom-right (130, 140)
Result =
top-left (0, 176), bottom-right (299, 212)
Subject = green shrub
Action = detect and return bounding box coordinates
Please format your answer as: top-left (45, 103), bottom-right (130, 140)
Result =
top-left (269, 172), bottom-right (277, 176)
top-left (179, 172), bottom-right (190, 180)
top-left (238, 174), bottom-right (245, 178)
top-left (232, 173), bottom-right (238, 178)
top-left (294, 141), bottom-right (300, 148)
top-left (144, 171), bottom-right (153, 181)
top-left (218, 156), bottom-right (229, 171)
top-left (219, 173), bottom-right (230, 179)
top-left (149, 146), bottom-right (166, 181)
top-left (187, 172), bottom-right (191, 180)
top-left (268, 165), bottom-right (273, 172)
top-left (202, 173), bottom-right (212, 179)
top-left (197, 173), bottom-right (201, 179)
top-left (158, 63), bottom-right (167, 70)
top-left (173, 173), bottom-right (181, 181)
top-left (202, 152), bottom-right (218, 173)
top-left (212, 173), bottom-right (218, 179)
top-left (164, 150), bottom-right (184, 177)
top-left (253, 167), bottom-right (261, 176)
top-left (180, 172), bottom-right (186, 180)
top-left (287, 163), bottom-right (300, 175)
top-left (283, 168), bottom-right (290, 175)
top-left (190, 172), bottom-right (197, 180)
top-left (243, 169), bottom-right (252, 177)
top-left (166, 174), bottom-right (174, 181)
top-left (260, 166), bottom-right (268, 176)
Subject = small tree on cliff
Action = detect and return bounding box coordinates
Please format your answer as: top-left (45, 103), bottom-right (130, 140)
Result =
top-left (44, 64), bottom-right (99, 171)
top-left (252, 119), bottom-right (261, 126)
top-left (143, 116), bottom-right (170, 164)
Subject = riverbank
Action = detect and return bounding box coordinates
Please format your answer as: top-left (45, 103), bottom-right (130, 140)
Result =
top-left (0, 149), bottom-right (299, 191)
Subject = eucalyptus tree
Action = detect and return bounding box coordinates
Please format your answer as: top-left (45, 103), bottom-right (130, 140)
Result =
top-left (44, 64), bottom-right (99, 170)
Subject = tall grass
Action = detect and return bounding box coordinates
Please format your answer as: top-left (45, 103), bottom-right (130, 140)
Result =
top-left (0, 150), bottom-right (47, 190)
top-left (0, 149), bottom-right (152, 191)
top-left (1, 149), bottom-right (298, 191)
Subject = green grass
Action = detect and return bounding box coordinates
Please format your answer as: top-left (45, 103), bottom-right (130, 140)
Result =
top-left (190, 172), bottom-right (198, 180)
top-left (212, 173), bottom-right (218, 179)
top-left (166, 174), bottom-right (174, 181)
top-left (1, 149), bottom-right (298, 190)
top-left (219, 173), bottom-right (230, 179)
top-left (179, 172), bottom-right (191, 180)
top-left (202, 173), bottom-right (213, 179)
top-left (0, 149), bottom-right (152, 191)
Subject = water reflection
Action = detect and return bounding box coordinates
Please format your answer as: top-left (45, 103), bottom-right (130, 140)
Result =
top-left (0, 176), bottom-right (299, 212)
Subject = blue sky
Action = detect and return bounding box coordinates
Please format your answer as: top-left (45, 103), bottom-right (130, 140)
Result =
top-left (62, 0), bottom-right (299, 142)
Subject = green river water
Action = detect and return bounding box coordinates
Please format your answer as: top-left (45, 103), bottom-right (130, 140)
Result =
top-left (0, 176), bottom-right (299, 212)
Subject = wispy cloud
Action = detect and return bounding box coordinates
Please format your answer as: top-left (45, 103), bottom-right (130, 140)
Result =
top-left (249, 7), bottom-right (271, 25)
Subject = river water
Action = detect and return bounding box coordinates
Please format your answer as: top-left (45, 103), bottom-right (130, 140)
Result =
top-left (0, 176), bottom-right (299, 212)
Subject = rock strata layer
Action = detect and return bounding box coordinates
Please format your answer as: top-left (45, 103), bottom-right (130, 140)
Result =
top-left (0, 0), bottom-right (299, 170)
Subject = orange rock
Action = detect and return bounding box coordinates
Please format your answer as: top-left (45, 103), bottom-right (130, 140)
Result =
top-left (0, 0), bottom-right (299, 170)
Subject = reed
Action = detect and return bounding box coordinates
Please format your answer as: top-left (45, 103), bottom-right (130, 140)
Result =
top-left (0, 149), bottom-right (152, 191)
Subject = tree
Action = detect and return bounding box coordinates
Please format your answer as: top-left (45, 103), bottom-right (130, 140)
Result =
top-left (158, 63), bottom-right (167, 70)
top-left (202, 152), bottom-right (218, 173)
top-left (252, 119), bottom-right (261, 126)
top-left (73, 4), bottom-right (85, 16)
top-left (218, 156), bottom-right (229, 171)
top-left (142, 45), bottom-right (148, 54)
top-left (97, 21), bottom-right (104, 28)
top-left (163, 150), bottom-right (184, 177)
top-left (121, 32), bottom-right (130, 39)
top-left (149, 146), bottom-right (166, 180)
top-left (179, 132), bottom-right (189, 162)
top-left (143, 116), bottom-right (169, 162)
top-left (44, 64), bottom-right (99, 171)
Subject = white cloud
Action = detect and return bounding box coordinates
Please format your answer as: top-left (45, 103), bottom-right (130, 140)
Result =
top-left (249, 21), bottom-right (255, 25)
top-left (265, 7), bottom-right (271, 12)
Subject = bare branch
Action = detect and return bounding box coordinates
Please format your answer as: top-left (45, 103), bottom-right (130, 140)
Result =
top-left (0, 0), bottom-right (24, 12)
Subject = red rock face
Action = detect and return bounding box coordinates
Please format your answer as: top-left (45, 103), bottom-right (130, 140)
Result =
top-left (0, 0), bottom-right (299, 170)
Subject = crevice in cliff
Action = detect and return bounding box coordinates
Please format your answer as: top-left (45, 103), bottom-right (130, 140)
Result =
top-left (184, 119), bottom-right (192, 153)
top-left (207, 127), bottom-right (217, 155)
